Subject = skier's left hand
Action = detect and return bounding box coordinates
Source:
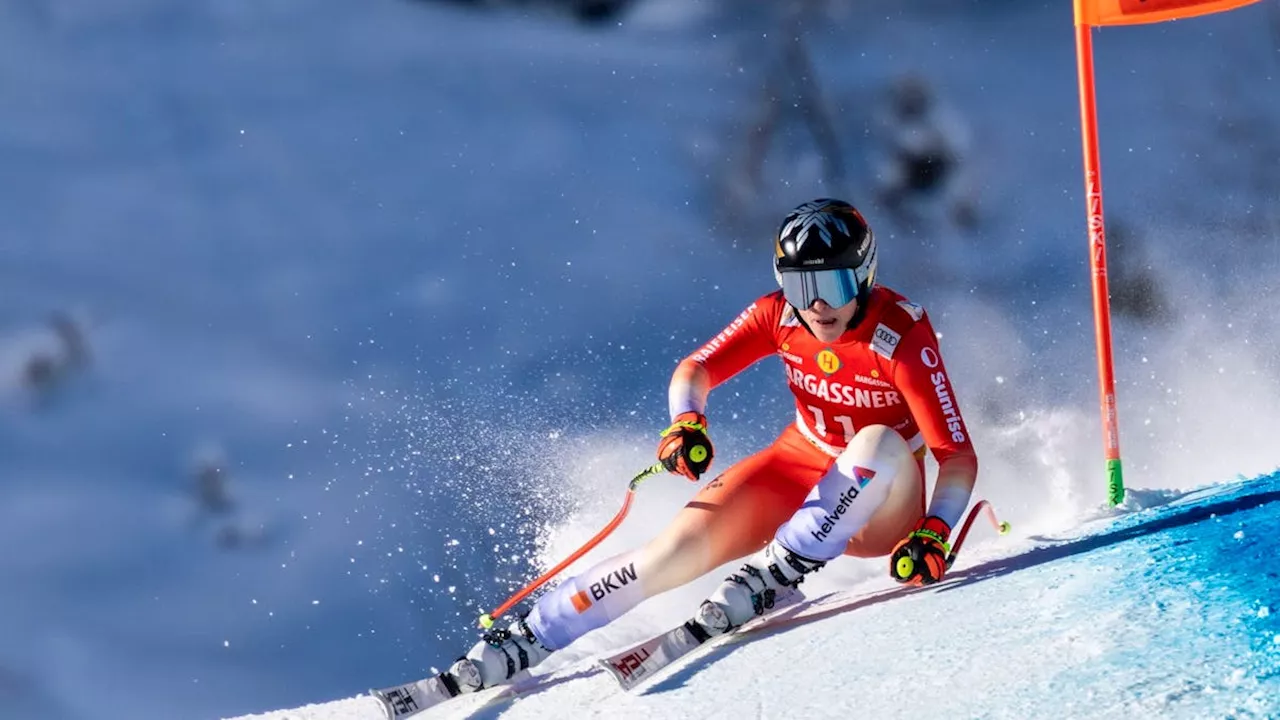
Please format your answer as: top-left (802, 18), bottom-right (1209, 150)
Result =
top-left (890, 516), bottom-right (951, 586)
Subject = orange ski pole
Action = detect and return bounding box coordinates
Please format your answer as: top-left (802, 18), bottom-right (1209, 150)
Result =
top-left (945, 499), bottom-right (1010, 567)
top-left (478, 462), bottom-right (665, 629)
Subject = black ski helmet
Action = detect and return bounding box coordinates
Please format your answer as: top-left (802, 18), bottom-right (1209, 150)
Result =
top-left (773, 198), bottom-right (878, 309)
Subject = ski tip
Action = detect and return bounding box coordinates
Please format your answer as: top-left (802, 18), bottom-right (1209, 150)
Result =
top-left (998, 520), bottom-right (1012, 535)
top-left (366, 689), bottom-right (394, 720)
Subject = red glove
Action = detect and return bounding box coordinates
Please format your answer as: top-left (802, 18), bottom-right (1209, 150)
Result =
top-left (890, 516), bottom-right (951, 586)
top-left (656, 411), bottom-right (714, 481)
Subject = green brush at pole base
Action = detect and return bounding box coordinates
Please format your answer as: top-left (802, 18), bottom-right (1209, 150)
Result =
top-left (1107, 459), bottom-right (1125, 507)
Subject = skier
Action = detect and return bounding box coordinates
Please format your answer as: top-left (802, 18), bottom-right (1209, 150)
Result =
top-left (447, 198), bottom-right (979, 694)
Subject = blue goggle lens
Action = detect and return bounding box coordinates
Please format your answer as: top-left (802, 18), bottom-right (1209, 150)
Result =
top-left (779, 268), bottom-right (861, 309)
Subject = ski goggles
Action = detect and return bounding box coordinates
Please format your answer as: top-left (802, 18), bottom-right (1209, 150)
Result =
top-left (778, 267), bottom-right (863, 309)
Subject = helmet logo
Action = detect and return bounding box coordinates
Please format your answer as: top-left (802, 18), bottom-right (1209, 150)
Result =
top-left (783, 201), bottom-right (850, 251)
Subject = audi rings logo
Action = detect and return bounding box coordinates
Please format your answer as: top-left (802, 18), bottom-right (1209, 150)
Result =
top-left (920, 347), bottom-right (939, 368)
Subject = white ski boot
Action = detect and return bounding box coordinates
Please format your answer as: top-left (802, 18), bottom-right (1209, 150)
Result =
top-left (448, 616), bottom-right (552, 692)
top-left (695, 539), bottom-right (825, 635)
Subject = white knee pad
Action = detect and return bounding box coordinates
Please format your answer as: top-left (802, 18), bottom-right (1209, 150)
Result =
top-left (775, 425), bottom-right (915, 561)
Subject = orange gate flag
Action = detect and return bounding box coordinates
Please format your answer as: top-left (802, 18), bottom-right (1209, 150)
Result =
top-left (1076, 0), bottom-right (1262, 26)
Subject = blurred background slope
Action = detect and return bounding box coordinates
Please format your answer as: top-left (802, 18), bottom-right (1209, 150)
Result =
top-left (0, 1), bottom-right (1276, 718)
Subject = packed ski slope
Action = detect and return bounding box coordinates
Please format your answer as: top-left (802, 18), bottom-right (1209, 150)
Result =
top-left (234, 473), bottom-right (1280, 720)
top-left (1, 0), bottom-right (1278, 719)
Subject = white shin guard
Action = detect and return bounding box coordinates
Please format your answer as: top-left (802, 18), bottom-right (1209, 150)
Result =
top-left (775, 424), bottom-right (915, 562)
top-left (524, 548), bottom-right (648, 652)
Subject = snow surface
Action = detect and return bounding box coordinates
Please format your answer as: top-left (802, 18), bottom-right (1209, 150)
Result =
top-left (1, 0), bottom-right (1278, 719)
top-left (233, 473), bottom-right (1280, 720)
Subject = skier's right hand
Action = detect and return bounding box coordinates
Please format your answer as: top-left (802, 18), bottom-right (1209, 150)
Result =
top-left (657, 411), bottom-right (714, 481)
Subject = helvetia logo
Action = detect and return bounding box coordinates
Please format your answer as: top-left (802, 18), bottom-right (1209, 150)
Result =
top-left (811, 468), bottom-right (875, 544)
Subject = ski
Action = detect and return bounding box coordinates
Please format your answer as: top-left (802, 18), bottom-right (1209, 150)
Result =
top-left (600, 499), bottom-right (1005, 692)
top-left (597, 587), bottom-right (803, 692)
top-left (375, 500), bottom-right (1006, 712)
top-left (598, 622), bottom-right (701, 692)
top-left (369, 666), bottom-right (543, 719)
top-left (369, 673), bottom-right (459, 719)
